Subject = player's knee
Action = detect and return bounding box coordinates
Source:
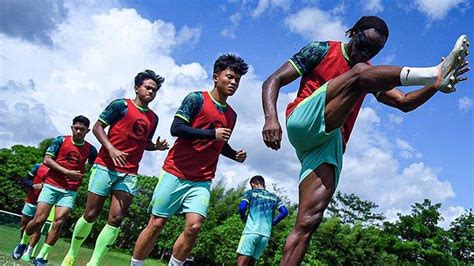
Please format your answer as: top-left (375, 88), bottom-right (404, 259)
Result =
top-left (52, 219), bottom-right (65, 230)
top-left (83, 210), bottom-right (100, 222)
top-left (108, 214), bottom-right (125, 227)
top-left (149, 218), bottom-right (166, 232)
top-left (297, 212), bottom-right (324, 235)
top-left (184, 222), bottom-right (202, 236)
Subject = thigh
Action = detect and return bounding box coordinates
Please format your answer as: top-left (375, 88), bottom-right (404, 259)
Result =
top-left (149, 170), bottom-right (186, 218)
top-left (181, 182), bottom-right (211, 218)
top-left (109, 190), bottom-right (134, 218)
top-left (297, 164), bottom-right (336, 224)
top-left (237, 234), bottom-right (257, 257)
top-left (253, 235), bottom-right (270, 259)
top-left (84, 191), bottom-right (108, 220)
top-left (53, 206), bottom-right (72, 221)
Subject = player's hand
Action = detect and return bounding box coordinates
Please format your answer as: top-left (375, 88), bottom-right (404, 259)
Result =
top-left (262, 118), bottom-right (282, 150)
top-left (66, 170), bottom-right (82, 181)
top-left (154, 137), bottom-right (169, 151)
top-left (235, 150), bottom-right (247, 163)
top-left (32, 183), bottom-right (43, 190)
top-left (108, 146), bottom-right (129, 167)
top-left (215, 128), bottom-right (232, 142)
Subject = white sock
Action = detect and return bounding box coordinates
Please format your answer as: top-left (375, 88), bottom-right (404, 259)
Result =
top-left (168, 255), bottom-right (184, 266)
top-left (131, 257), bottom-right (144, 266)
top-left (400, 66), bottom-right (439, 86)
top-left (24, 245), bottom-right (34, 257)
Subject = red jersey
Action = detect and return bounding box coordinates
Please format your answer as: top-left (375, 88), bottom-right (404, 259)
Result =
top-left (25, 164), bottom-right (49, 204)
top-left (286, 41), bottom-right (369, 149)
top-left (45, 136), bottom-right (94, 191)
top-left (163, 91), bottom-right (237, 181)
top-left (95, 99), bottom-right (158, 174)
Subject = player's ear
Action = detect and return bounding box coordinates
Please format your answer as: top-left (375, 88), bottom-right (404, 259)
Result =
top-left (213, 72), bottom-right (218, 82)
top-left (134, 85), bottom-right (139, 94)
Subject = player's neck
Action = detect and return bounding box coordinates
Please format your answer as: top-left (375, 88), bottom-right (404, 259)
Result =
top-left (133, 97), bottom-right (149, 109)
top-left (209, 88), bottom-right (228, 104)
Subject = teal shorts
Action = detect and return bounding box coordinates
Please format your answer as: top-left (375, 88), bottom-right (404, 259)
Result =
top-left (21, 203), bottom-right (37, 217)
top-left (149, 170), bottom-right (211, 218)
top-left (236, 233), bottom-right (270, 260)
top-left (37, 184), bottom-right (77, 209)
top-left (88, 164), bottom-right (138, 197)
top-left (286, 83), bottom-right (343, 186)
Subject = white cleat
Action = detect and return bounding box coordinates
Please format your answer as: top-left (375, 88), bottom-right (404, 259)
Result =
top-left (436, 34), bottom-right (469, 93)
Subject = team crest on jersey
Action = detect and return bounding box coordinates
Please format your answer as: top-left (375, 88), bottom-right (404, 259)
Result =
top-left (66, 151), bottom-right (81, 164)
top-left (133, 119), bottom-right (148, 136)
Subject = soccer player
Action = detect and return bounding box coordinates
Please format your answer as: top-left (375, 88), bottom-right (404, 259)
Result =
top-left (261, 16), bottom-right (470, 265)
top-left (130, 54), bottom-right (248, 266)
top-left (12, 115), bottom-right (97, 266)
top-left (237, 175), bottom-right (288, 266)
top-left (17, 163), bottom-right (49, 262)
top-left (61, 70), bottom-right (169, 266)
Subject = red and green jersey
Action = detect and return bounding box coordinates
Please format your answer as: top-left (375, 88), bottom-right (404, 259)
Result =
top-left (44, 135), bottom-right (97, 191)
top-left (163, 91), bottom-right (237, 182)
top-left (287, 41), bottom-right (371, 149)
top-left (25, 163), bottom-right (49, 204)
top-left (95, 98), bottom-right (158, 174)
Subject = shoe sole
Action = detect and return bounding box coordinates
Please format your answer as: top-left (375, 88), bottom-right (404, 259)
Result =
top-left (436, 34), bottom-right (470, 93)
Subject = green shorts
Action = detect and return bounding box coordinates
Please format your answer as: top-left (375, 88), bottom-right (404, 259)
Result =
top-left (37, 184), bottom-right (77, 209)
top-left (236, 233), bottom-right (270, 260)
top-left (21, 203), bottom-right (37, 217)
top-left (286, 83), bottom-right (343, 186)
top-left (88, 164), bottom-right (138, 197)
top-left (149, 170), bottom-right (211, 218)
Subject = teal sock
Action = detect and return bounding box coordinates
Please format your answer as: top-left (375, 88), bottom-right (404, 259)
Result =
top-left (36, 243), bottom-right (53, 259)
top-left (67, 216), bottom-right (95, 257)
top-left (88, 224), bottom-right (120, 265)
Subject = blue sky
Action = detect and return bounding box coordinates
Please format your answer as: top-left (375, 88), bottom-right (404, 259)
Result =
top-left (0, 0), bottom-right (472, 226)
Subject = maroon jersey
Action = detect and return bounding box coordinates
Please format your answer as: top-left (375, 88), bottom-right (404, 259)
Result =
top-left (287, 41), bottom-right (369, 149)
top-left (45, 136), bottom-right (94, 191)
top-left (95, 98), bottom-right (158, 174)
top-left (163, 91), bottom-right (237, 181)
top-left (25, 164), bottom-right (49, 204)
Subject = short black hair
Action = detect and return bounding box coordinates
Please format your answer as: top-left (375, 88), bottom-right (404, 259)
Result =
top-left (134, 70), bottom-right (165, 88)
top-left (213, 54), bottom-right (248, 76)
top-left (250, 175), bottom-right (265, 187)
top-left (346, 16), bottom-right (389, 39)
top-left (73, 115), bottom-right (90, 128)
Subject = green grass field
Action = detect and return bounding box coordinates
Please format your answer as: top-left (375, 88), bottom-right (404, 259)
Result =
top-left (0, 224), bottom-right (166, 266)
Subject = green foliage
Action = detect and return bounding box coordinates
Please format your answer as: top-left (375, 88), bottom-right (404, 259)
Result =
top-left (0, 141), bottom-right (472, 264)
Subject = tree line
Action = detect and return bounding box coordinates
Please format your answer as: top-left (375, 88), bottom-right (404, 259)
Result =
top-left (0, 141), bottom-right (472, 264)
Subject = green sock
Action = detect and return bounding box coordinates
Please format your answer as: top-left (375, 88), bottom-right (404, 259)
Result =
top-left (36, 243), bottom-right (52, 259)
top-left (88, 224), bottom-right (120, 265)
top-left (67, 216), bottom-right (95, 257)
top-left (20, 233), bottom-right (31, 245)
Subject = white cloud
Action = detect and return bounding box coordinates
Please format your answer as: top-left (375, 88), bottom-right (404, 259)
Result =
top-left (284, 8), bottom-right (348, 41)
top-left (439, 205), bottom-right (467, 228)
top-left (388, 113), bottom-right (403, 124)
top-left (412, 0), bottom-right (469, 21)
top-left (340, 108), bottom-right (455, 218)
top-left (221, 13), bottom-right (242, 39)
top-left (458, 96), bottom-right (472, 112)
top-left (361, 0), bottom-right (384, 13)
top-left (252, 0), bottom-right (292, 18)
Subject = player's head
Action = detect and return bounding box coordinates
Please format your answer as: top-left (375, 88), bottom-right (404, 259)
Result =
top-left (71, 115), bottom-right (90, 141)
top-left (213, 54), bottom-right (248, 97)
top-left (134, 70), bottom-right (165, 104)
top-left (250, 175), bottom-right (265, 189)
top-left (346, 16), bottom-right (389, 63)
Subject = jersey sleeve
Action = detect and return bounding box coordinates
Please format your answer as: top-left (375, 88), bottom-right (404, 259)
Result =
top-left (98, 99), bottom-right (128, 126)
top-left (147, 113), bottom-right (159, 142)
top-left (275, 196), bottom-right (285, 210)
top-left (45, 136), bottom-right (65, 158)
top-left (175, 92), bottom-right (204, 123)
top-left (88, 145), bottom-right (98, 165)
top-left (28, 163), bottom-right (41, 176)
top-left (289, 41), bottom-right (330, 76)
top-left (242, 190), bottom-right (252, 203)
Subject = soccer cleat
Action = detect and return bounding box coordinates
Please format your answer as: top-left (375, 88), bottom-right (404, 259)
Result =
top-left (11, 243), bottom-right (27, 260)
top-left (20, 253), bottom-right (32, 262)
top-left (33, 257), bottom-right (48, 266)
top-left (61, 254), bottom-right (77, 266)
top-left (435, 34), bottom-right (469, 93)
